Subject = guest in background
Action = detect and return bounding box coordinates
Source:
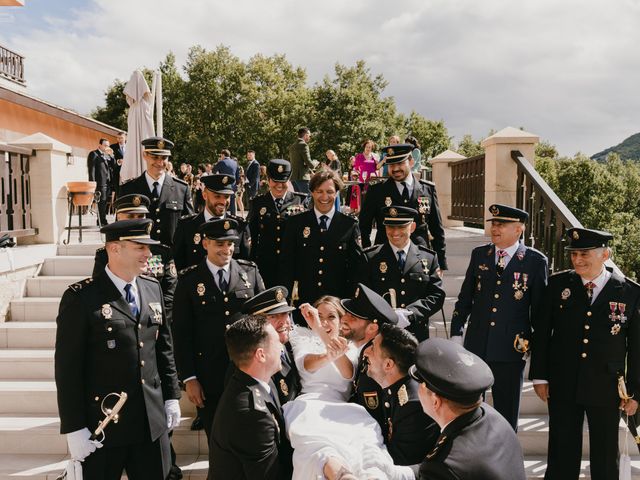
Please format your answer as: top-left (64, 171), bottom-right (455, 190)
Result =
top-left (213, 149), bottom-right (241, 215)
top-left (406, 136), bottom-right (422, 177)
top-left (110, 131), bottom-right (126, 197)
top-left (353, 139), bottom-right (381, 184)
top-left (380, 135), bottom-right (400, 177)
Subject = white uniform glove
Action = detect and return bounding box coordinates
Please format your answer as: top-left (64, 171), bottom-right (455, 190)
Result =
top-left (362, 445), bottom-right (415, 480)
top-left (394, 308), bottom-right (413, 329)
top-left (165, 399), bottom-right (181, 430)
top-left (66, 427), bottom-right (102, 461)
top-left (450, 335), bottom-right (463, 345)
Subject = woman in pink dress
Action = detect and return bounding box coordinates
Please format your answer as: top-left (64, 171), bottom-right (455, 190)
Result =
top-left (353, 139), bottom-right (381, 182)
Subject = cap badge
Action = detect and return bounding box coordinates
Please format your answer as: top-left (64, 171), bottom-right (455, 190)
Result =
top-left (384, 197), bottom-right (392, 207)
top-left (224, 221), bottom-right (230, 230)
top-left (101, 304), bottom-right (113, 319)
top-left (193, 233), bottom-right (201, 245)
top-left (196, 283), bottom-right (206, 296)
top-left (572, 230), bottom-right (579, 240)
top-left (489, 205), bottom-right (499, 216)
top-left (277, 165), bottom-right (284, 173)
top-left (146, 223), bottom-right (152, 235)
top-left (303, 226), bottom-right (310, 238)
top-left (157, 139), bottom-right (165, 149)
top-left (379, 262), bottom-right (388, 273)
top-left (279, 379), bottom-right (289, 396)
top-left (387, 148), bottom-right (394, 156)
top-left (132, 196), bottom-right (141, 207)
top-left (561, 288), bottom-right (571, 300)
top-left (389, 208), bottom-right (397, 217)
top-left (275, 288), bottom-right (285, 303)
top-left (260, 207), bottom-right (267, 216)
top-left (222, 176), bottom-right (228, 185)
top-left (398, 384), bottom-right (408, 406)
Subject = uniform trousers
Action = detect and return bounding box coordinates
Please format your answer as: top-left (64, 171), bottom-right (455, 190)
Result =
top-left (82, 430), bottom-right (170, 480)
top-left (487, 360), bottom-right (525, 431)
top-left (545, 398), bottom-right (619, 480)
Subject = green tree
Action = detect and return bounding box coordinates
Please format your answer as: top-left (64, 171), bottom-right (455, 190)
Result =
top-left (91, 80), bottom-right (128, 130)
top-left (455, 134), bottom-right (483, 157)
top-left (402, 111), bottom-right (451, 164)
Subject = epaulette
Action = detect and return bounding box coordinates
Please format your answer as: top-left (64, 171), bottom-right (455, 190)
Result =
top-left (68, 277), bottom-right (94, 292)
top-left (227, 213), bottom-right (247, 225)
top-left (121, 177), bottom-right (136, 185)
top-left (179, 212), bottom-right (198, 221)
top-left (550, 269), bottom-right (572, 278)
top-left (525, 246), bottom-right (547, 260)
top-left (172, 176), bottom-right (189, 186)
top-left (293, 192), bottom-right (308, 199)
top-left (364, 244), bottom-right (383, 254)
top-left (417, 244), bottom-right (437, 256)
top-left (236, 259), bottom-right (258, 268)
top-left (248, 385), bottom-right (269, 413)
top-left (626, 277), bottom-right (640, 290)
top-left (178, 264), bottom-right (198, 276)
top-left (419, 179), bottom-right (436, 187)
top-left (95, 246), bottom-right (105, 254)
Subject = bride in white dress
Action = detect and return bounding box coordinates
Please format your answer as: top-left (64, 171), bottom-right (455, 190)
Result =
top-left (283, 296), bottom-right (396, 480)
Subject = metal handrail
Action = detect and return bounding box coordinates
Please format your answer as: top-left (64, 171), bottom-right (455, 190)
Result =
top-left (0, 44), bottom-right (25, 85)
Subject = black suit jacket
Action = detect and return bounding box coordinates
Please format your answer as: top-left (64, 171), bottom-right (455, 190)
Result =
top-left (530, 268), bottom-right (640, 406)
top-left (245, 160), bottom-right (261, 199)
top-left (109, 143), bottom-right (125, 190)
top-left (119, 173), bottom-right (194, 246)
top-left (209, 369), bottom-right (292, 479)
top-left (359, 178), bottom-right (448, 269)
top-left (171, 259), bottom-right (265, 401)
top-left (248, 191), bottom-right (306, 287)
top-left (360, 242), bottom-right (445, 341)
top-left (411, 404), bottom-right (525, 480)
top-left (87, 149), bottom-right (112, 188)
top-left (172, 211), bottom-right (251, 271)
top-left (54, 272), bottom-right (180, 447)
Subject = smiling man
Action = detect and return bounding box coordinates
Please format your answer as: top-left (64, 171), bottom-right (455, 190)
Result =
top-left (171, 218), bottom-right (265, 441)
top-left (119, 137), bottom-right (194, 247)
top-left (530, 228), bottom-right (640, 480)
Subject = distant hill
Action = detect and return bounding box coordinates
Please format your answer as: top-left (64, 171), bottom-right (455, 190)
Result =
top-left (591, 132), bottom-right (640, 162)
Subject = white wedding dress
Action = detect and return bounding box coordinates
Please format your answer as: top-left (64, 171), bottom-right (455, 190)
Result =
top-left (283, 327), bottom-right (395, 479)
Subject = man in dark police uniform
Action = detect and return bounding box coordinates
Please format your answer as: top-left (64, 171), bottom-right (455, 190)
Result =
top-left (55, 219), bottom-right (181, 479)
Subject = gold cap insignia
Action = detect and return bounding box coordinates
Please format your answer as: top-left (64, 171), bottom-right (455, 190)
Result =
top-left (490, 205), bottom-right (499, 215)
top-left (222, 176), bottom-right (228, 184)
top-left (303, 226), bottom-right (311, 238)
top-left (389, 208), bottom-right (398, 217)
top-left (224, 221), bottom-right (230, 230)
top-left (380, 262), bottom-right (388, 273)
top-left (157, 140), bottom-right (165, 149)
top-left (387, 148), bottom-right (394, 156)
top-left (572, 230), bottom-right (579, 240)
top-left (146, 223), bottom-right (152, 234)
top-left (132, 196), bottom-right (141, 206)
top-left (398, 384), bottom-right (409, 406)
top-left (196, 283), bottom-right (206, 296)
top-left (193, 233), bottom-right (201, 244)
top-left (276, 288), bottom-right (285, 302)
top-left (279, 378), bottom-right (289, 396)
top-left (277, 165), bottom-right (284, 173)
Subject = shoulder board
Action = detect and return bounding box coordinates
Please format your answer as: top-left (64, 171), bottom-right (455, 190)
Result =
top-left (172, 176), bottom-right (189, 186)
top-left (121, 177), bottom-right (136, 185)
top-left (178, 264), bottom-right (199, 276)
top-left (68, 277), bottom-right (94, 292)
top-left (625, 277), bottom-right (640, 290)
top-left (227, 213), bottom-right (245, 222)
top-left (236, 259), bottom-right (258, 268)
top-left (293, 192), bottom-right (308, 199)
top-left (179, 213), bottom-right (199, 221)
top-left (138, 274), bottom-right (160, 283)
top-left (364, 244), bottom-right (382, 253)
top-left (417, 244), bottom-right (437, 256)
top-left (248, 385), bottom-right (269, 412)
top-left (525, 246), bottom-right (547, 259)
top-left (95, 246), bottom-right (106, 254)
top-left (550, 269), bottom-right (572, 278)
top-left (419, 179), bottom-right (436, 187)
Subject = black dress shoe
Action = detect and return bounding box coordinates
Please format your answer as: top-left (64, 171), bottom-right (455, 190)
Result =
top-left (167, 465), bottom-right (183, 480)
top-left (190, 416), bottom-right (204, 431)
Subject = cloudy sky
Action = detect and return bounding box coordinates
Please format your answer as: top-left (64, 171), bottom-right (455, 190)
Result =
top-left (1, 0), bottom-right (639, 157)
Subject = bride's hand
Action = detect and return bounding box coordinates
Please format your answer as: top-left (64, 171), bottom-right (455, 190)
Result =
top-left (325, 337), bottom-right (348, 362)
top-left (299, 303), bottom-right (321, 331)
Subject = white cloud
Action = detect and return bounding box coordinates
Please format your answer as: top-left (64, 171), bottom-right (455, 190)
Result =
top-left (2, 0), bottom-right (640, 156)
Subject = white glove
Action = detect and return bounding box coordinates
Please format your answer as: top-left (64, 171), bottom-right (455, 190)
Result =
top-left (394, 308), bottom-right (413, 329)
top-left (66, 428), bottom-right (102, 461)
top-left (450, 335), bottom-right (463, 345)
top-left (362, 446), bottom-right (415, 480)
top-left (165, 399), bottom-right (181, 430)
top-left (62, 459), bottom-right (83, 480)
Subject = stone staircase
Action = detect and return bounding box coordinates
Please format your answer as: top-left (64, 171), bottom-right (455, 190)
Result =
top-left (0, 228), bottom-right (638, 478)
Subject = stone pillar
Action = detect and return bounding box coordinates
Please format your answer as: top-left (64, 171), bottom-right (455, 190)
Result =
top-left (430, 149), bottom-right (466, 228)
top-left (481, 127), bottom-right (539, 235)
top-left (9, 133), bottom-right (87, 244)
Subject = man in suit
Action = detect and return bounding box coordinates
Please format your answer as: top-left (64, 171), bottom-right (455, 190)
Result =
top-left (55, 218), bottom-right (181, 479)
top-left (213, 149), bottom-right (240, 215)
top-left (171, 218), bottom-right (265, 441)
top-left (248, 159), bottom-right (306, 288)
top-left (288, 127), bottom-right (317, 194)
top-left (360, 205), bottom-right (445, 342)
top-left (245, 150), bottom-right (261, 206)
top-left (172, 173), bottom-right (251, 270)
top-left (363, 323), bottom-right (439, 465)
top-left (119, 137), bottom-right (194, 247)
top-left (209, 315), bottom-right (293, 479)
top-left (450, 204), bottom-right (547, 430)
top-left (279, 170), bottom-right (363, 322)
top-left (110, 131), bottom-right (126, 197)
top-left (530, 228), bottom-right (640, 480)
top-left (359, 143), bottom-right (448, 270)
top-left (87, 138), bottom-right (113, 226)
top-left (242, 286), bottom-right (301, 404)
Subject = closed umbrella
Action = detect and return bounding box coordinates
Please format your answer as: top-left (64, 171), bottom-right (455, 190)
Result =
top-left (120, 70), bottom-right (154, 183)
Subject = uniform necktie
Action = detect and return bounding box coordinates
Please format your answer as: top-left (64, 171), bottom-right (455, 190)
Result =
top-left (319, 215), bottom-right (329, 232)
top-left (275, 197), bottom-right (284, 211)
top-left (151, 181), bottom-right (160, 201)
top-left (585, 281), bottom-right (596, 302)
top-left (124, 284), bottom-right (139, 317)
top-left (496, 250), bottom-right (508, 275)
top-left (218, 270), bottom-right (228, 293)
top-left (401, 181), bottom-right (410, 203)
top-left (397, 250), bottom-right (406, 271)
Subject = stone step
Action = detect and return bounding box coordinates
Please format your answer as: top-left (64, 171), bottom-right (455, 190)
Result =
top-left (523, 456), bottom-right (640, 479)
top-left (0, 323), bottom-right (56, 349)
top-left (26, 276), bottom-right (84, 298)
top-left (0, 351), bottom-right (54, 379)
top-left (10, 298), bottom-right (61, 322)
top-left (40, 256), bottom-right (95, 277)
top-left (0, 380), bottom-right (196, 415)
top-left (56, 243), bottom-right (104, 257)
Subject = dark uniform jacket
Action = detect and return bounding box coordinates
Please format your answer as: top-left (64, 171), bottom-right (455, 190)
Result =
top-left (358, 178), bottom-right (448, 269)
top-left (119, 173), bottom-right (194, 246)
top-left (278, 210), bottom-right (364, 309)
top-left (360, 242), bottom-right (446, 341)
top-left (92, 244), bottom-right (177, 322)
top-left (171, 259), bottom-right (265, 402)
top-left (248, 191), bottom-right (306, 288)
top-left (382, 376), bottom-right (439, 465)
top-left (54, 272), bottom-right (181, 447)
top-left (245, 159), bottom-right (260, 199)
top-left (530, 268), bottom-right (640, 406)
top-left (451, 242), bottom-right (548, 363)
top-left (209, 369), bottom-right (293, 480)
top-left (272, 341), bottom-right (301, 405)
top-left (109, 143), bottom-right (124, 192)
top-left (288, 138), bottom-right (314, 182)
top-left (410, 404), bottom-right (525, 480)
top-left (172, 211), bottom-right (251, 270)
top-left (352, 339), bottom-right (386, 433)
top-left (87, 149), bottom-right (112, 187)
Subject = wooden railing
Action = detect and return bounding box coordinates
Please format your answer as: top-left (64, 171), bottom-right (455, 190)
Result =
top-left (0, 145), bottom-right (34, 237)
top-left (512, 150), bottom-right (582, 271)
top-left (0, 45), bottom-right (25, 85)
top-left (449, 153), bottom-right (484, 225)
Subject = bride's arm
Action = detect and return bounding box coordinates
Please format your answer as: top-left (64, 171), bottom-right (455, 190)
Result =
top-left (303, 338), bottom-right (353, 378)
